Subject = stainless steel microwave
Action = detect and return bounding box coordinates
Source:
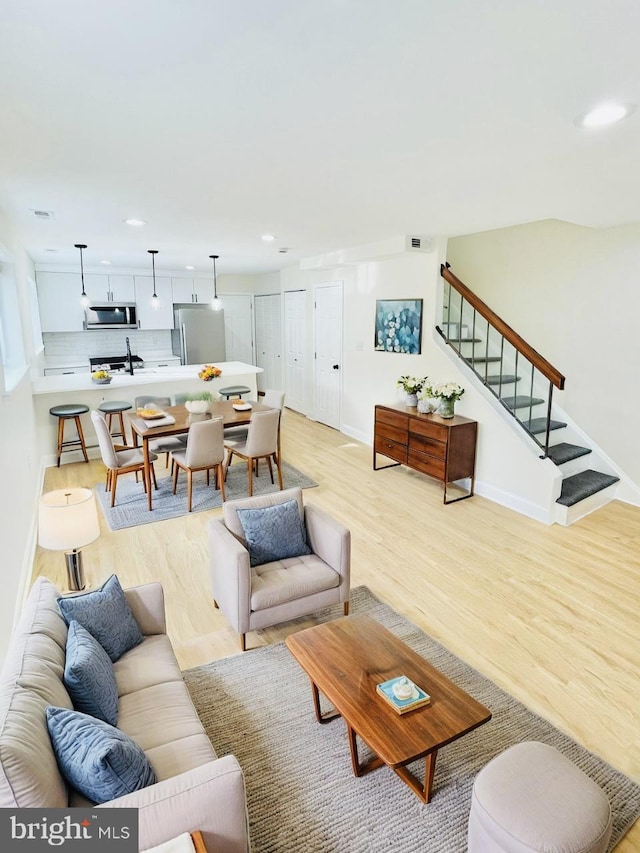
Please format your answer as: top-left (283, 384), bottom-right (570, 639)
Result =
top-left (84, 303), bottom-right (138, 330)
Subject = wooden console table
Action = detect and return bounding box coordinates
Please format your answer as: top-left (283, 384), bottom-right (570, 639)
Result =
top-left (373, 403), bottom-right (477, 503)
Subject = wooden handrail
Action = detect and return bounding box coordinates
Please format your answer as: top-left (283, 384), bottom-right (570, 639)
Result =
top-left (441, 264), bottom-right (565, 390)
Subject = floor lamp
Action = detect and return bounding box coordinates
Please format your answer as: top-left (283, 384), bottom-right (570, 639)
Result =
top-left (38, 488), bottom-right (100, 591)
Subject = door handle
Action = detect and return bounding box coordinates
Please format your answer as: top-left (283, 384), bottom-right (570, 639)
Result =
top-left (332, 364), bottom-right (340, 370)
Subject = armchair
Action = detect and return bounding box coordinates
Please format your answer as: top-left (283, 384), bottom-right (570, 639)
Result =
top-left (208, 487), bottom-right (350, 651)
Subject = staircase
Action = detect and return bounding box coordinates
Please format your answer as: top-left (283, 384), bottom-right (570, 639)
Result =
top-left (440, 265), bottom-right (620, 524)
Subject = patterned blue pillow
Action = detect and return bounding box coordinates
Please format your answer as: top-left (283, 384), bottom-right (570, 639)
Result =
top-left (46, 706), bottom-right (156, 804)
top-left (57, 574), bottom-right (143, 663)
top-left (64, 621), bottom-right (119, 726)
top-left (236, 499), bottom-right (312, 567)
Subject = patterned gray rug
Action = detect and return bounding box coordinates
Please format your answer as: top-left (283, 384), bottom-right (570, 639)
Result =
top-left (183, 587), bottom-right (640, 853)
top-left (95, 461), bottom-right (317, 530)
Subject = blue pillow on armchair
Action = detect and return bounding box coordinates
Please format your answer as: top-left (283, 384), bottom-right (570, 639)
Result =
top-left (64, 621), bottom-right (119, 726)
top-left (46, 706), bottom-right (156, 804)
top-left (57, 574), bottom-right (143, 662)
top-left (236, 499), bottom-right (312, 567)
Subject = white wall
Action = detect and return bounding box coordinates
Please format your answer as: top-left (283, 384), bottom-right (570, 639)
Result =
top-left (447, 219), bottom-right (640, 489)
top-left (0, 207), bottom-right (41, 661)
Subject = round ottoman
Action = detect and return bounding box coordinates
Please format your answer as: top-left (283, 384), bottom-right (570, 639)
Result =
top-left (468, 742), bottom-right (612, 853)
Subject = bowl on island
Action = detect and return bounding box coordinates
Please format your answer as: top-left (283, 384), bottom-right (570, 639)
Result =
top-left (91, 370), bottom-right (112, 385)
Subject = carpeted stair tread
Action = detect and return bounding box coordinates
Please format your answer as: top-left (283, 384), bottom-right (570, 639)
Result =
top-left (500, 395), bottom-right (545, 410)
top-left (485, 375), bottom-right (519, 385)
top-left (526, 417), bottom-right (567, 434)
top-left (547, 443), bottom-right (592, 465)
top-left (464, 356), bottom-right (502, 364)
top-left (446, 337), bottom-right (483, 343)
top-left (556, 470), bottom-right (620, 506)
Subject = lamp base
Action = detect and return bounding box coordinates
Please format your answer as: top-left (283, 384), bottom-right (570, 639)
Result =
top-left (64, 550), bottom-right (86, 592)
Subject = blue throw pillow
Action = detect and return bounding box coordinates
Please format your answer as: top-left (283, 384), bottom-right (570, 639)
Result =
top-left (236, 498), bottom-right (312, 567)
top-left (46, 706), bottom-right (156, 804)
top-left (57, 574), bottom-right (143, 663)
top-left (64, 621), bottom-right (119, 726)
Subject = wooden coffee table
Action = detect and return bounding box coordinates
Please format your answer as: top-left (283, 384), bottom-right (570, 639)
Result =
top-left (286, 615), bottom-right (491, 803)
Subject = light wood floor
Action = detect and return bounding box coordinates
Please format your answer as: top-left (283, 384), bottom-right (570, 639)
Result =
top-left (32, 408), bottom-right (640, 850)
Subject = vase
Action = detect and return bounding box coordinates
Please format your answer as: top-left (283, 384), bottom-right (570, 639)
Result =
top-left (405, 393), bottom-right (418, 407)
top-left (437, 397), bottom-right (455, 418)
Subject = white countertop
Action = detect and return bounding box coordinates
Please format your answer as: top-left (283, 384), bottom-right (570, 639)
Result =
top-left (32, 361), bottom-right (262, 395)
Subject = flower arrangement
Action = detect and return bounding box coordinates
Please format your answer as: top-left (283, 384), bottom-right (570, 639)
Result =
top-left (198, 364), bottom-right (222, 381)
top-left (396, 375), bottom-right (428, 395)
top-left (429, 381), bottom-right (465, 401)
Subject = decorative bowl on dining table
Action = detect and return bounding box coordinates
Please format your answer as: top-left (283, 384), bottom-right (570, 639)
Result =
top-left (185, 400), bottom-right (209, 414)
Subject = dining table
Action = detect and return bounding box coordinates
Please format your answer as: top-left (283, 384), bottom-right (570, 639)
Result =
top-left (129, 400), bottom-right (272, 511)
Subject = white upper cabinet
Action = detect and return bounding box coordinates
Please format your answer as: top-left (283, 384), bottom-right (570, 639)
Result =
top-left (84, 273), bottom-right (135, 303)
top-left (171, 277), bottom-right (214, 304)
top-left (134, 276), bottom-right (174, 330)
top-left (36, 272), bottom-right (86, 332)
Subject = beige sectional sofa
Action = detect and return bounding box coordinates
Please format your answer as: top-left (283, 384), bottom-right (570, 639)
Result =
top-left (0, 577), bottom-right (250, 853)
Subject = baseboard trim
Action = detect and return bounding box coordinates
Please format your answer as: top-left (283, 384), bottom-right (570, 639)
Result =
top-left (474, 479), bottom-right (554, 525)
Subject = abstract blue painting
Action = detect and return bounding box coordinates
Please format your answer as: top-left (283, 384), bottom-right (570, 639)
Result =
top-left (374, 299), bottom-right (423, 354)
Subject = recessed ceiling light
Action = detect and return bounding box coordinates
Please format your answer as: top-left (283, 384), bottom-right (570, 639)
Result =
top-left (185, 265), bottom-right (195, 270)
top-left (100, 260), bottom-right (111, 265)
top-left (576, 102), bottom-right (636, 128)
top-left (123, 218), bottom-right (147, 227)
top-left (262, 234), bottom-right (276, 242)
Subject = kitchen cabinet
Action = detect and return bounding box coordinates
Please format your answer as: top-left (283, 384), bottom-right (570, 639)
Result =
top-left (142, 357), bottom-right (181, 369)
top-left (373, 403), bottom-right (477, 503)
top-left (36, 272), bottom-right (86, 332)
top-left (134, 276), bottom-right (174, 329)
top-left (85, 273), bottom-right (135, 303)
top-left (171, 277), bottom-right (214, 304)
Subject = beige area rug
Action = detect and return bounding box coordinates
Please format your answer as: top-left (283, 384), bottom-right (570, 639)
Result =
top-left (183, 587), bottom-right (640, 853)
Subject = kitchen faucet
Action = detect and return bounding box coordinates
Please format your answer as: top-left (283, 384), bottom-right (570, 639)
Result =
top-left (125, 336), bottom-right (134, 375)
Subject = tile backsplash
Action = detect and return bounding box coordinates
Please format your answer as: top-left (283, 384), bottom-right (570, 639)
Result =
top-left (43, 329), bottom-right (173, 361)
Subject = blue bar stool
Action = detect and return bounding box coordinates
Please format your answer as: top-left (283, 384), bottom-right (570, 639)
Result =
top-left (97, 400), bottom-right (133, 443)
top-left (218, 385), bottom-right (251, 399)
top-left (49, 404), bottom-right (90, 467)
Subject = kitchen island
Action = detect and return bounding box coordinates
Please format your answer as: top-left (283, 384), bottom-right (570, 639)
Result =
top-left (32, 361), bottom-right (262, 467)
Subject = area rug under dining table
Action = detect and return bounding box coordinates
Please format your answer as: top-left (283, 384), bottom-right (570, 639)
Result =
top-left (95, 461), bottom-right (317, 530)
top-left (183, 587), bottom-right (640, 853)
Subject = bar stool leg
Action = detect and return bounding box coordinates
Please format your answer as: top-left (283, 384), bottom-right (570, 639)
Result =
top-left (75, 416), bottom-right (89, 463)
top-left (118, 411), bottom-right (127, 443)
top-left (56, 417), bottom-right (64, 467)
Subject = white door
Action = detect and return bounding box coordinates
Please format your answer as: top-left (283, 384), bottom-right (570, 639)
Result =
top-left (254, 294), bottom-right (283, 393)
top-left (284, 290), bottom-right (307, 413)
top-left (314, 282), bottom-right (343, 429)
top-left (221, 293), bottom-right (254, 365)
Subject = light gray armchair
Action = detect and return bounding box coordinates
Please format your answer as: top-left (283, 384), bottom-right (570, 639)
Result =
top-left (208, 487), bottom-right (350, 651)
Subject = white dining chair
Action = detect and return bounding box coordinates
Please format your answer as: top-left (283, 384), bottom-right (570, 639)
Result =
top-left (224, 408), bottom-right (283, 497)
top-left (170, 417), bottom-right (226, 512)
top-left (91, 410), bottom-right (158, 507)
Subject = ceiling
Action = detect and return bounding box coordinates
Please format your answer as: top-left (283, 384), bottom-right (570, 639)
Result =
top-left (1, 0), bottom-right (640, 275)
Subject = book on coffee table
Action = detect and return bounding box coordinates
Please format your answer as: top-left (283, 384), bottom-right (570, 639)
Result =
top-left (376, 675), bottom-right (431, 715)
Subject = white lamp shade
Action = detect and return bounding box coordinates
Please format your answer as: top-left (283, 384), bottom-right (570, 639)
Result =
top-left (39, 488), bottom-right (100, 552)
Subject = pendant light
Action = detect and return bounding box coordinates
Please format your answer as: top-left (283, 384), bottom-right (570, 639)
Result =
top-left (75, 243), bottom-right (89, 308)
top-left (148, 249), bottom-right (159, 310)
top-left (209, 254), bottom-right (222, 311)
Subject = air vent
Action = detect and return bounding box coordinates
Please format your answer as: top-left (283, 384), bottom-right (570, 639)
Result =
top-left (278, 247), bottom-right (289, 254)
top-left (405, 235), bottom-right (432, 253)
top-left (30, 209), bottom-right (55, 220)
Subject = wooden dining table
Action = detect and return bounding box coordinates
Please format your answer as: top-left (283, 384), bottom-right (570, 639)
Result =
top-left (129, 400), bottom-right (272, 510)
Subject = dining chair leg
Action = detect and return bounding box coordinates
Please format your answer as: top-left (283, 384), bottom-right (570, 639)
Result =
top-left (266, 455), bottom-right (274, 484)
top-left (187, 470), bottom-right (193, 512)
top-left (247, 458), bottom-right (253, 496)
top-left (151, 463), bottom-right (158, 489)
top-left (218, 462), bottom-right (226, 502)
top-left (206, 468), bottom-right (210, 486)
top-left (111, 472), bottom-right (118, 507)
top-left (172, 462), bottom-right (179, 494)
top-left (275, 453), bottom-right (283, 490)
top-left (224, 449), bottom-right (234, 481)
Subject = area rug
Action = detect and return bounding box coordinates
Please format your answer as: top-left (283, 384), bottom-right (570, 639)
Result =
top-left (95, 461), bottom-right (317, 530)
top-left (183, 587), bottom-right (640, 853)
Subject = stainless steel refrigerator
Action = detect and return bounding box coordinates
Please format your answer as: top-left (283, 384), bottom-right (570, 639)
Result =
top-left (171, 305), bottom-right (226, 365)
